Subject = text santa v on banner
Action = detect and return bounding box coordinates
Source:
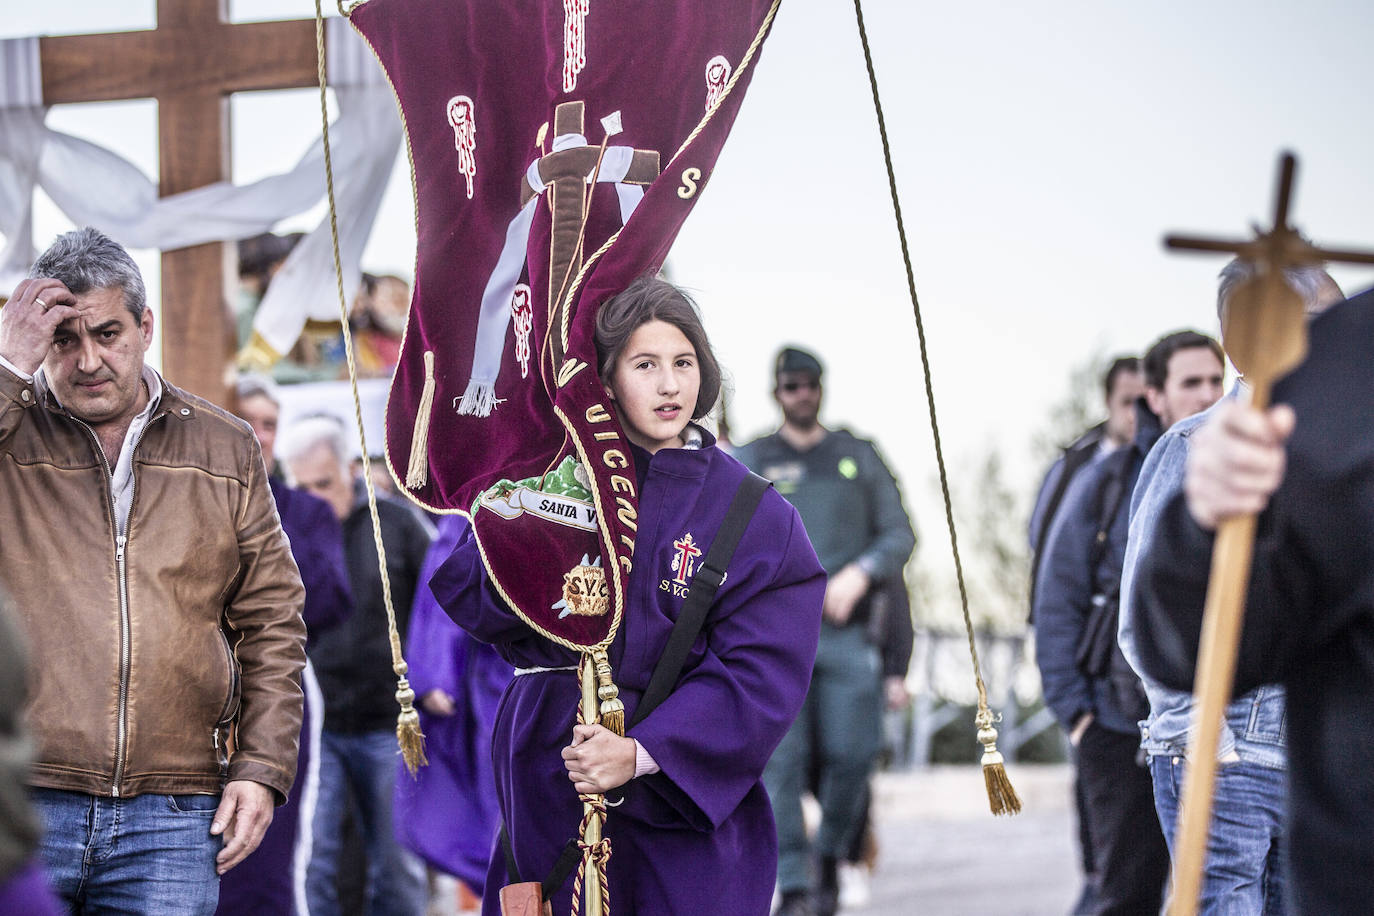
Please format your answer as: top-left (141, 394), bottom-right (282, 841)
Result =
top-left (349, 0), bottom-right (781, 654)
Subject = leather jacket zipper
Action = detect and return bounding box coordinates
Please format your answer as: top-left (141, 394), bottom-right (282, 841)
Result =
top-left (113, 532), bottom-right (130, 796)
top-left (73, 410), bottom-right (164, 797)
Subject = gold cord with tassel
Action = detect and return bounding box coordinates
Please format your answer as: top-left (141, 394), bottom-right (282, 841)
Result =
top-left (405, 351), bottom-right (436, 489)
top-left (591, 648), bottom-right (625, 736)
top-left (852, 0), bottom-right (1019, 814)
top-left (976, 705), bottom-right (1020, 816)
top-left (315, 0), bottom-right (425, 772)
top-left (393, 660), bottom-right (429, 775)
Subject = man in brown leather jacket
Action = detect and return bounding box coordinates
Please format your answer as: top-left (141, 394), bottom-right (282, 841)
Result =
top-left (0, 227), bottom-right (306, 914)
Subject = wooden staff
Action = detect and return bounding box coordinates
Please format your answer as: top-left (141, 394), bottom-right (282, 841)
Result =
top-left (579, 657), bottom-right (606, 916)
top-left (1163, 153), bottom-right (1374, 916)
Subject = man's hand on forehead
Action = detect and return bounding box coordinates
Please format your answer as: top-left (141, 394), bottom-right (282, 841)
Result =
top-left (0, 278), bottom-right (82, 377)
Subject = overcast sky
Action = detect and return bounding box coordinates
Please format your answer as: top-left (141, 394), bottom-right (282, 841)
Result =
top-left (8, 1), bottom-right (1374, 615)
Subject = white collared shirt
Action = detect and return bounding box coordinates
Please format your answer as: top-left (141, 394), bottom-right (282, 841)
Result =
top-left (24, 362), bottom-right (165, 536)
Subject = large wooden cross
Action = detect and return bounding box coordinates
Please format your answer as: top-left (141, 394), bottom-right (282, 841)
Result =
top-left (520, 100), bottom-right (659, 367)
top-left (1163, 153), bottom-right (1374, 916)
top-left (39, 1), bottom-right (319, 405)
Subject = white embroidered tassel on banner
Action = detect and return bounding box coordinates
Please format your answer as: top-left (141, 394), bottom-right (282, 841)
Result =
top-left (405, 350), bottom-right (437, 489)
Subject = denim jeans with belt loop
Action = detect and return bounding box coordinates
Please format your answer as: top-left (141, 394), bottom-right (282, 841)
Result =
top-left (31, 787), bottom-right (223, 915)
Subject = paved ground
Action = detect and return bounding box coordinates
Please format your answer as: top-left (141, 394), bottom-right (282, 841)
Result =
top-left (429, 764), bottom-right (1083, 915)
top-left (854, 764), bottom-right (1080, 916)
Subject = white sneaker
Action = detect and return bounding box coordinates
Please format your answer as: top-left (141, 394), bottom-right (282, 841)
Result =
top-left (838, 862), bottom-right (871, 910)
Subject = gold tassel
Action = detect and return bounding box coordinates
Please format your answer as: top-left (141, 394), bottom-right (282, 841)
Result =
top-left (405, 351), bottom-right (436, 490)
top-left (975, 706), bottom-right (1021, 816)
top-left (395, 673), bottom-right (428, 775)
top-left (591, 648), bottom-right (625, 737)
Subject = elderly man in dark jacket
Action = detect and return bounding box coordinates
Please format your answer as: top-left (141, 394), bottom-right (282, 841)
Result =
top-left (283, 415), bottom-right (432, 916)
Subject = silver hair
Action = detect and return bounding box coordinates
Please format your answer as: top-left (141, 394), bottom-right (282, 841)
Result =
top-left (281, 414), bottom-right (350, 472)
top-left (29, 227), bottom-right (147, 321)
top-left (1217, 258), bottom-right (1335, 319)
top-left (236, 373), bottom-right (282, 408)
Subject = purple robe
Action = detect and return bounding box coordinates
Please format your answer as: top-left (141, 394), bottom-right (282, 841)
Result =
top-left (395, 515), bottom-right (511, 893)
top-left (217, 478), bottom-right (351, 916)
top-left (268, 476), bottom-right (353, 636)
top-left (0, 859), bottom-right (61, 916)
top-left (431, 441), bottom-right (824, 915)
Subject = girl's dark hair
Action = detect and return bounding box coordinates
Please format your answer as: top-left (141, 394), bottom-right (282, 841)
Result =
top-left (594, 276), bottom-right (721, 420)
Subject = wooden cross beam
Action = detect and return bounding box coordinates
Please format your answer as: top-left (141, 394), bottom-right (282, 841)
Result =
top-left (520, 101), bottom-right (659, 367)
top-left (39, 0), bottom-right (319, 405)
top-left (1168, 153), bottom-right (1374, 286)
top-left (1163, 152), bottom-right (1374, 916)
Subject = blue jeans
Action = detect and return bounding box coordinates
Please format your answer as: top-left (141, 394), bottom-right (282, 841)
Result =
top-left (1151, 755), bottom-right (1287, 914)
top-left (31, 788), bottom-right (222, 915)
top-left (306, 730), bottom-right (426, 916)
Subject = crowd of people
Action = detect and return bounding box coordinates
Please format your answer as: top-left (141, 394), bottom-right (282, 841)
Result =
top-left (1030, 259), bottom-right (1352, 915)
top-left (2, 223), bottom-right (1370, 916)
top-left (237, 231), bottom-right (410, 384)
top-left (0, 231), bottom-right (917, 915)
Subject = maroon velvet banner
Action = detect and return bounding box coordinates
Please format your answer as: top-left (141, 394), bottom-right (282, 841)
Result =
top-left (352, 0), bottom-right (779, 649)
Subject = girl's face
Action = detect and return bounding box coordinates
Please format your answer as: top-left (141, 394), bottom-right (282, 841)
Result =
top-left (606, 319), bottom-right (701, 454)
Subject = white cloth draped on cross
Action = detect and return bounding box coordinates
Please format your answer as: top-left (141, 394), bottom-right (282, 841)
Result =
top-left (0, 16), bottom-right (402, 365)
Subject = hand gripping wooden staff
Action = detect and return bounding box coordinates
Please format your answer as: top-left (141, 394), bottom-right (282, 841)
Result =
top-left (1163, 153), bottom-right (1374, 916)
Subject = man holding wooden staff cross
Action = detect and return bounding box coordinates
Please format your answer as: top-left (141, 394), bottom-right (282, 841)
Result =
top-left (1130, 156), bottom-right (1374, 914)
top-left (1118, 259), bottom-right (1343, 915)
top-left (1130, 282), bottom-right (1374, 913)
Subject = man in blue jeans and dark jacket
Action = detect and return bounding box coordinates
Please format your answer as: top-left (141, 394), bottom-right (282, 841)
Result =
top-left (1035, 329), bottom-right (1224, 914)
top-left (1118, 261), bottom-right (1341, 914)
top-left (1129, 284), bottom-right (1374, 914)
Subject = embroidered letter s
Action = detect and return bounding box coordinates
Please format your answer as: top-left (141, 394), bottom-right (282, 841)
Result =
top-left (678, 168), bottom-right (701, 199)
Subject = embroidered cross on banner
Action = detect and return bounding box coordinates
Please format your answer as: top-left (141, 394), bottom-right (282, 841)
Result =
top-left (521, 101), bottom-right (660, 367)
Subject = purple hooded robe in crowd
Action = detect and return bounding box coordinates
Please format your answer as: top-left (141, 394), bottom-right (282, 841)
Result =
top-left (431, 435), bottom-right (825, 915)
top-left (0, 860), bottom-right (61, 915)
top-left (217, 478), bottom-right (352, 916)
top-left (395, 515), bottom-right (511, 894)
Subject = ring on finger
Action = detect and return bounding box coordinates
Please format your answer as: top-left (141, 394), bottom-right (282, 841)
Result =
top-left (35, 298), bottom-right (47, 310)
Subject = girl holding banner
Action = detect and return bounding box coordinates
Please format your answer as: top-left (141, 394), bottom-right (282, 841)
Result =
top-left (431, 277), bottom-right (825, 915)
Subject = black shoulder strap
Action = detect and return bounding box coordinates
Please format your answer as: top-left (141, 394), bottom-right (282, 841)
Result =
top-left (1034, 442), bottom-right (1096, 556)
top-left (629, 472), bottom-right (770, 728)
top-left (1088, 452), bottom-right (1131, 572)
top-left (501, 823), bottom-right (581, 901)
top-left (500, 472), bottom-right (770, 899)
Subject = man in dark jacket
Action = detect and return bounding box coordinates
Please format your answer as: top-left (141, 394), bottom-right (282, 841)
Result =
top-left (1029, 356), bottom-right (1144, 563)
top-left (1130, 288), bottom-right (1374, 914)
top-left (1034, 329), bottom-right (1223, 914)
top-left (283, 415), bottom-right (433, 916)
top-left (1027, 355), bottom-right (1141, 915)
